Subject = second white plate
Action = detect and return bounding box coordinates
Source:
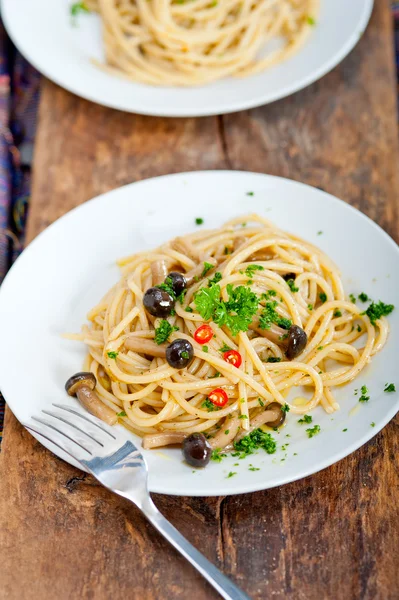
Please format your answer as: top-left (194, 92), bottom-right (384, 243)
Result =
top-left (0, 171), bottom-right (398, 496)
top-left (2, 0), bottom-right (373, 116)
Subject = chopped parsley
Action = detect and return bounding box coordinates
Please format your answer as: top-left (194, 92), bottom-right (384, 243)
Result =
top-left (258, 398), bottom-right (265, 407)
top-left (259, 301), bottom-right (292, 331)
top-left (195, 283), bottom-right (258, 337)
top-left (117, 411), bottom-right (127, 417)
top-left (281, 403), bottom-right (290, 413)
top-left (208, 371), bottom-right (221, 378)
top-left (226, 471), bottom-right (237, 478)
top-left (362, 300), bottom-right (394, 325)
top-left (266, 357), bottom-right (281, 363)
top-left (287, 279), bottom-right (299, 293)
top-left (308, 304), bottom-right (313, 311)
top-left (107, 351), bottom-right (118, 359)
top-left (211, 448), bottom-right (226, 462)
top-left (319, 292), bottom-right (327, 303)
top-left (238, 414), bottom-right (248, 420)
top-left (195, 217), bottom-right (204, 225)
top-left (181, 351), bottom-right (189, 359)
top-left (358, 292), bottom-right (369, 302)
top-left (200, 262), bottom-right (213, 278)
top-left (384, 383), bottom-right (396, 393)
top-left (307, 15), bottom-right (316, 25)
top-left (245, 264), bottom-right (264, 278)
top-left (208, 272), bottom-right (222, 286)
top-left (201, 399), bottom-right (219, 412)
top-left (219, 343), bottom-right (232, 353)
top-left (298, 414), bottom-right (312, 424)
top-left (342, 428), bottom-right (348, 432)
top-left (202, 345), bottom-right (209, 353)
top-left (224, 247), bottom-right (232, 255)
top-left (333, 310), bottom-right (342, 318)
top-left (306, 424), bottom-right (321, 438)
top-left (317, 230), bottom-right (322, 235)
top-left (359, 385), bottom-right (370, 403)
top-left (157, 276), bottom-right (176, 299)
top-left (154, 320), bottom-right (178, 345)
top-left (371, 422), bottom-right (375, 427)
top-left (349, 293), bottom-right (357, 304)
top-left (249, 466), bottom-right (260, 471)
top-left (224, 429), bottom-right (230, 435)
top-left (261, 290), bottom-right (277, 300)
top-left (233, 428), bottom-right (277, 457)
top-left (70, 2), bottom-right (89, 17)
top-left (246, 191), bottom-right (254, 196)
top-left (357, 324), bottom-right (362, 332)
top-left (185, 306), bottom-right (193, 313)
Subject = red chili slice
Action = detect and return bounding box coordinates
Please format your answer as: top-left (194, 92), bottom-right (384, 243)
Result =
top-left (208, 388), bottom-right (229, 407)
top-left (223, 349), bottom-right (242, 368)
top-left (194, 324), bottom-right (214, 345)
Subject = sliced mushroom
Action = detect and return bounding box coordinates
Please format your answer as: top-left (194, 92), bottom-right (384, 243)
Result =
top-left (252, 319), bottom-right (307, 360)
top-left (125, 336), bottom-right (167, 357)
top-left (142, 431), bottom-right (188, 449)
top-left (151, 260), bottom-right (168, 286)
top-left (209, 414), bottom-right (240, 450)
top-left (65, 372), bottom-right (117, 425)
top-left (234, 404), bottom-right (285, 442)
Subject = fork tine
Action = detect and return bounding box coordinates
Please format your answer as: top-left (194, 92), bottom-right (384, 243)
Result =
top-left (42, 409), bottom-right (104, 447)
top-left (52, 404), bottom-right (117, 440)
top-left (25, 421), bottom-right (90, 464)
top-left (32, 416), bottom-right (94, 455)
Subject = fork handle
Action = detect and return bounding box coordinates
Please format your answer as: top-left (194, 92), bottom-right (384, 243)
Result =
top-left (141, 498), bottom-right (252, 600)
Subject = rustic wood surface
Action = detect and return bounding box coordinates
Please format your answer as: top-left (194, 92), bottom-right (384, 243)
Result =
top-left (1, 1), bottom-right (399, 599)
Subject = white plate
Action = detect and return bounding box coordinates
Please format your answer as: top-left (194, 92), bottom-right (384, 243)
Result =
top-left (1, 0), bottom-right (373, 117)
top-left (0, 171), bottom-right (398, 496)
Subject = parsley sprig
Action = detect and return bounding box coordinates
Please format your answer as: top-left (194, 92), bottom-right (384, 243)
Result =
top-left (233, 428), bottom-right (277, 458)
top-left (194, 283), bottom-right (258, 337)
top-left (362, 300), bottom-right (394, 325)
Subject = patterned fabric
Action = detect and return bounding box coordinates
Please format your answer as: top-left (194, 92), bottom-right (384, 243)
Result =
top-left (0, 22), bottom-right (40, 441)
top-left (0, 7), bottom-right (398, 442)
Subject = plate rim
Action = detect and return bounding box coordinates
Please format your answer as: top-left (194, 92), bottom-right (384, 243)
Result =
top-left (1, 0), bottom-right (374, 117)
top-left (1, 169), bottom-right (398, 496)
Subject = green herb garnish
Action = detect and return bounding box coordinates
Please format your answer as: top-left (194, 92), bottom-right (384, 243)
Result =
top-left (362, 301), bottom-right (394, 325)
top-left (219, 343), bottom-right (232, 353)
top-left (259, 301), bottom-right (292, 331)
top-left (349, 293), bottom-right (357, 303)
top-left (246, 191), bottom-right (254, 196)
top-left (384, 383), bottom-right (396, 393)
top-left (233, 428), bottom-right (277, 457)
top-left (117, 411), bottom-right (127, 417)
top-left (227, 471), bottom-right (237, 478)
top-left (208, 371), bottom-right (221, 379)
top-left (211, 448), bottom-right (227, 462)
top-left (319, 292), bottom-right (327, 303)
top-left (333, 310), bottom-right (342, 317)
top-left (266, 357), bottom-right (281, 363)
top-left (371, 422), bottom-right (375, 427)
top-left (258, 398), bottom-right (265, 407)
top-left (359, 385), bottom-right (370, 403)
top-left (307, 15), bottom-right (316, 25)
top-left (157, 276), bottom-right (176, 299)
top-left (306, 424), bottom-right (321, 438)
top-left (287, 279), bottom-right (299, 293)
top-left (181, 351), bottom-right (189, 359)
top-left (154, 320), bottom-right (178, 345)
top-left (358, 292), bottom-right (369, 302)
top-left (70, 2), bottom-right (89, 18)
top-left (195, 283), bottom-right (258, 337)
top-left (281, 403), bottom-right (290, 413)
top-left (202, 399), bottom-right (218, 412)
top-left (195, 217), bottom-right (204, 225)
top-left (298, 414), bottom-right (312, 424)
top-left (107, 351), bottom-right (118, 359)
top-left (208, 272), bottom-right (222, 286)
top-left (245, 264), bottom-right (264, 278)
top-left (185, 306), bottom-right (193, 313)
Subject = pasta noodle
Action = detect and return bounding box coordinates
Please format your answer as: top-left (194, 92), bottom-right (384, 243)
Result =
top-left (85, 0), bottom-right (319, 86)
top-left (67, 214), bottom-right (390, 452)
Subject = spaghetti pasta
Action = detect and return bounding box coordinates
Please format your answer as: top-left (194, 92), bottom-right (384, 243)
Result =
top-left (67, 214), bottom-right (391, 454)
top-left (85, 0), bottom-right (319, 86)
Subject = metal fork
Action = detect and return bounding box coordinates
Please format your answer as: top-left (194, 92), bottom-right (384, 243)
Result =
top-left (25, 404), bottom-right (251, 600)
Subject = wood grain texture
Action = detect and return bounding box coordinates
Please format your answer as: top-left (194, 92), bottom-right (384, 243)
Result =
top-left (1, 1), bottom-right (399, 599)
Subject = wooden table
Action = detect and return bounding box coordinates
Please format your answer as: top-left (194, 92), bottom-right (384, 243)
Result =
top-left (1, 1), bottom-right (399, 598)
